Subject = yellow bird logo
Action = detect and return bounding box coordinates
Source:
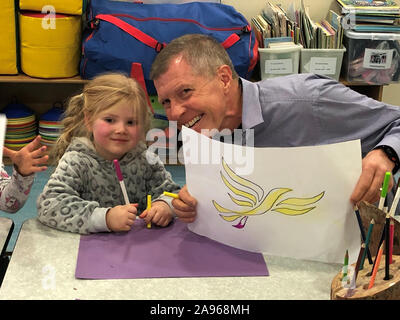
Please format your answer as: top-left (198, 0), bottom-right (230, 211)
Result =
top-left (212, 158), bottom-right (325, 229)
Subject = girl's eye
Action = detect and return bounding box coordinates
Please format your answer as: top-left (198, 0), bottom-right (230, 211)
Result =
top-left (104, 118), bottom-right (114, 123)
top-left (127, 120), bottom-right (136, 126)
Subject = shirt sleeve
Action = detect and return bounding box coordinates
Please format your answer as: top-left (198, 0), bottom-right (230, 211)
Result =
top-left (0, 164), bottom-right (34, 213)
top-left (307, 74), bottom-right (400, 158)
top-left (36, 154), bottom-right (111, 234)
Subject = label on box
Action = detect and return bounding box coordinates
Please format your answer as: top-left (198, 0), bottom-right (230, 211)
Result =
top-left (363, 49), bottom-right (393, 70)
top-left (309, 57), bottom-right (337, 75)
top-left (265, 59), bottom-right (293, 74)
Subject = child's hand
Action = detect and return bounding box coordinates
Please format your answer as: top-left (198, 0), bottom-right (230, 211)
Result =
top-left (3, 135), bottom-right (48, 176)
top-left (139, 201), bottom-right (173, 227)
top-left (106, 204), bottom-right (137, 232)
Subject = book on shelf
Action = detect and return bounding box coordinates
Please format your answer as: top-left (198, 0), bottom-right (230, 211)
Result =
top-left (264, 36), bottom-right (293, 48)
top-left (336, 0), bottom-right (400, 14)
top-left (267, 41), bottom-right (298, 48)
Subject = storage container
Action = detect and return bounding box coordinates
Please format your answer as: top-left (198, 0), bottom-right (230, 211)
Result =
top-left (19, 0), bottom-right (86, 15)
top-left (19, 11), bottom-right (81, 78)
top-left (300, 47), bottom-right (346, 81)
top-left (342, 29), bottom-right (400, 84)
top-left (258, 44), bottom-right (302, 79)
top-left (0, 0), bottom-right (18, 74)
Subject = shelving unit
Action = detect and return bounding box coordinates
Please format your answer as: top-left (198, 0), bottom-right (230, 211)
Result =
top-left (0, 74), bottom-right (87, 116)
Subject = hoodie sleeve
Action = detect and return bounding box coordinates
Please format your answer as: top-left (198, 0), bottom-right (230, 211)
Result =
top-left (0, 164), bottom-right (34, 213)
top-left (36, 152), bottom-right (111, 234)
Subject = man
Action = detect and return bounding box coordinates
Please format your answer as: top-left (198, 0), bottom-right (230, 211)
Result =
top-left (150, 34), bottom-right (400, 223)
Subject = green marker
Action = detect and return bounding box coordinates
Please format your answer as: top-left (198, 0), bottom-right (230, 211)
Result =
top-left (378, 172), bottom-right (391, 210)
top-left (342, 249), bottom-right (349, 281)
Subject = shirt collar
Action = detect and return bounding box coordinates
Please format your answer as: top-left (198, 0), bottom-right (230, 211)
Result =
top-left (240, 78), bottom-right (264, 129)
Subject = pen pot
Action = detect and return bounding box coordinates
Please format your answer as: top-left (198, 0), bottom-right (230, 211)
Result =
top-left (331, 201), bottom-right (400, 299)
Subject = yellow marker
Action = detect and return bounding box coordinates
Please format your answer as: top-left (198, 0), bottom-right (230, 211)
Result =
top-left (146, 195), bottom-right (152, 229)
top-left (163, 191), bottom-right (179, 199)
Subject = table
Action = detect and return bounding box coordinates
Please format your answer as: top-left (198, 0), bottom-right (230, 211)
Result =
top-left (0, 217), bottom-right (13, 257)
top-left (0, 218), bottom-right (340, 300)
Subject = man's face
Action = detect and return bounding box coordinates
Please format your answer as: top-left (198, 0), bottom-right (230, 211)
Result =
top-left (154, 56), bottom-right (228, 135)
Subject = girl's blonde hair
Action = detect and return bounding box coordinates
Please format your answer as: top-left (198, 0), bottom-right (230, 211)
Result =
top-left (51, 73), bottom-right (151, 163)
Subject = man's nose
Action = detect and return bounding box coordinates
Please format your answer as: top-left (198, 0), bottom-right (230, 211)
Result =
top-left (168, 99), bottom-right (185, 121)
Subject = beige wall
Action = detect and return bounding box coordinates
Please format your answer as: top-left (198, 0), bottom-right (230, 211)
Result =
top-left (221, 0), bottom-right (400, 106)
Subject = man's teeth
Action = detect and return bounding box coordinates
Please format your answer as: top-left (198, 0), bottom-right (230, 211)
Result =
top-left (184, 115), bottom-right (202, 128)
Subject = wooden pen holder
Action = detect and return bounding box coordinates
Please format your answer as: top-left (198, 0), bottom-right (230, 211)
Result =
top-left (331, 201), bottom-right (400, 300)
top-left (331, 255), bottom-right (400, 299)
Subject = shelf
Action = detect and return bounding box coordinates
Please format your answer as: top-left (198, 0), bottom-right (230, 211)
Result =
top-left (0, 74), bottom-right (88, 84)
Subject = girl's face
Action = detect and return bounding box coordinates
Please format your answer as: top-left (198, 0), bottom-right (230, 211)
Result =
top-left (86, 101), bottom-right (143, 161)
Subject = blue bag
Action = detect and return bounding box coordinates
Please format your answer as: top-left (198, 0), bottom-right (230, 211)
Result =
top-left (80, 0), bottom-right (259, 94)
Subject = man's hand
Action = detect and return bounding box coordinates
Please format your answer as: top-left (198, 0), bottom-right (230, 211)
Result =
top-left (171, 185), bottom-right (197, 223)
top-left (350, 148), bottom-right (395, 205)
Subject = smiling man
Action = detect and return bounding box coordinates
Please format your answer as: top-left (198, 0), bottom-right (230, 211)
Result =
top-left (150, 34), bottom-right (400, 223)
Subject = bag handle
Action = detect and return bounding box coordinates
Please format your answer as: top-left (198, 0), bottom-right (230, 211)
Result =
top-left (130, 63), bottom-right (155, 114)
top-left (95, 14), bottom-right (240, 51)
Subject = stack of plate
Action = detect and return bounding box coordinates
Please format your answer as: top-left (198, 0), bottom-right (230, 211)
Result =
top-left (38, 107), bottom-right (64, 148)
top-left (3, 102), bottom-right (37, 150)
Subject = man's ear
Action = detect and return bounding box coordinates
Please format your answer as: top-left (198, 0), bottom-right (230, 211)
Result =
top-left (216, 65), bottom-right (233, 92)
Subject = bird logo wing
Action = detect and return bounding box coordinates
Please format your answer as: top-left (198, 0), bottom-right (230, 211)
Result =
top-left (212, 157), bottom-right (325, 228)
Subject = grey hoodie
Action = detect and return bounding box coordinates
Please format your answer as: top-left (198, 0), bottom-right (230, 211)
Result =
top-left (37, 137), bottom-right (180, 234)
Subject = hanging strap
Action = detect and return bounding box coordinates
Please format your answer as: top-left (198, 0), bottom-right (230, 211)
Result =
top-left (95, 13), bottom-right (240, 51)
top-left (130, 62), bottom-right (155, 114)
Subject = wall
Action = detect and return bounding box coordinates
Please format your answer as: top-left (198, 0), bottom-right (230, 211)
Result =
top-left (221, 0), bottom-right (400, 106)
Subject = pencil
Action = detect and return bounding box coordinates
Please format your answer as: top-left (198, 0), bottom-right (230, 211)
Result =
top-left (163, 191), bottom-right (179, 199)
top-left (389, 186), bottom-right (400, 217)
top-left (384, 214), bottom-right (391, 280)
top-left (342, 249), bottom-right (349, 281)
top-left (390, 220), bottom-right (394, 264)
top-left (113, 159), bottom-right (130, 205)
top-left (368, 243), bottom-right (384, 289)
top-left (146, 194), bottom-right (152, 229)
top-left (353, 243), bottom-right (365, 285)
top-left (354, 206), bottom-right (373, 265)
top-left (378, 172), bottom-right (391, 210)
top-left (360, 219), bottom-right (374, 270)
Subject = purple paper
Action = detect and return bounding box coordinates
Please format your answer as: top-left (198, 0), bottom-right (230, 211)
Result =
top-left (75, 219), bottom-right (268, 279)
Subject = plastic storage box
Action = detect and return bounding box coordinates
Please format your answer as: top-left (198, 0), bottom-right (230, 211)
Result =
top-left (342, 29), bottom-right (400, 84)
top-left (300, 47), bottom-right (346, 80)
top-left (258, 44), bottom-right (302, 79)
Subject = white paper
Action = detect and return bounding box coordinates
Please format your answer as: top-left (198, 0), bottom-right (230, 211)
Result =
top-left (0, 114), bottom-right (7, 164)
top-left (265, 59), bottom-right (293, 74)
top-left (309, 57), bottom-right (337, 75)
top-left (363, 48), bottom-right (393, 70)
top-left (182, 126), bottom-right (361, 264)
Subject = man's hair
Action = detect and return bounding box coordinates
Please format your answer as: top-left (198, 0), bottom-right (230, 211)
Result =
top-left (150, 34), bottom-right (238, 80)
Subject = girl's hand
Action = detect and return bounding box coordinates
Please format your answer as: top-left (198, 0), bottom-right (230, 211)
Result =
top-left (106, 204), bottom-right (138, 232)
top-left (139, 200), bottom-right (173, 227)
top-left (3, 135), bottom-right (48, 176)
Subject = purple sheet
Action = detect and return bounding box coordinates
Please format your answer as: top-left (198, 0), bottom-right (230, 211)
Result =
top-left (75, 219), bottom-right (268, 279)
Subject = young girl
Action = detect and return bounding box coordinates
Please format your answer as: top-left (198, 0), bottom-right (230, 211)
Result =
top-left (37, 73), bottom-right (180, 234)
top-left (1, 135), bottom-right (48, 212)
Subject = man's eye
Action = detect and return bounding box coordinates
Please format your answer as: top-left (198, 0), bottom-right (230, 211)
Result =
top-left (182, 88), bottom-right (192, 96)
top-left (161, 99), bottom-right (171, 108)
